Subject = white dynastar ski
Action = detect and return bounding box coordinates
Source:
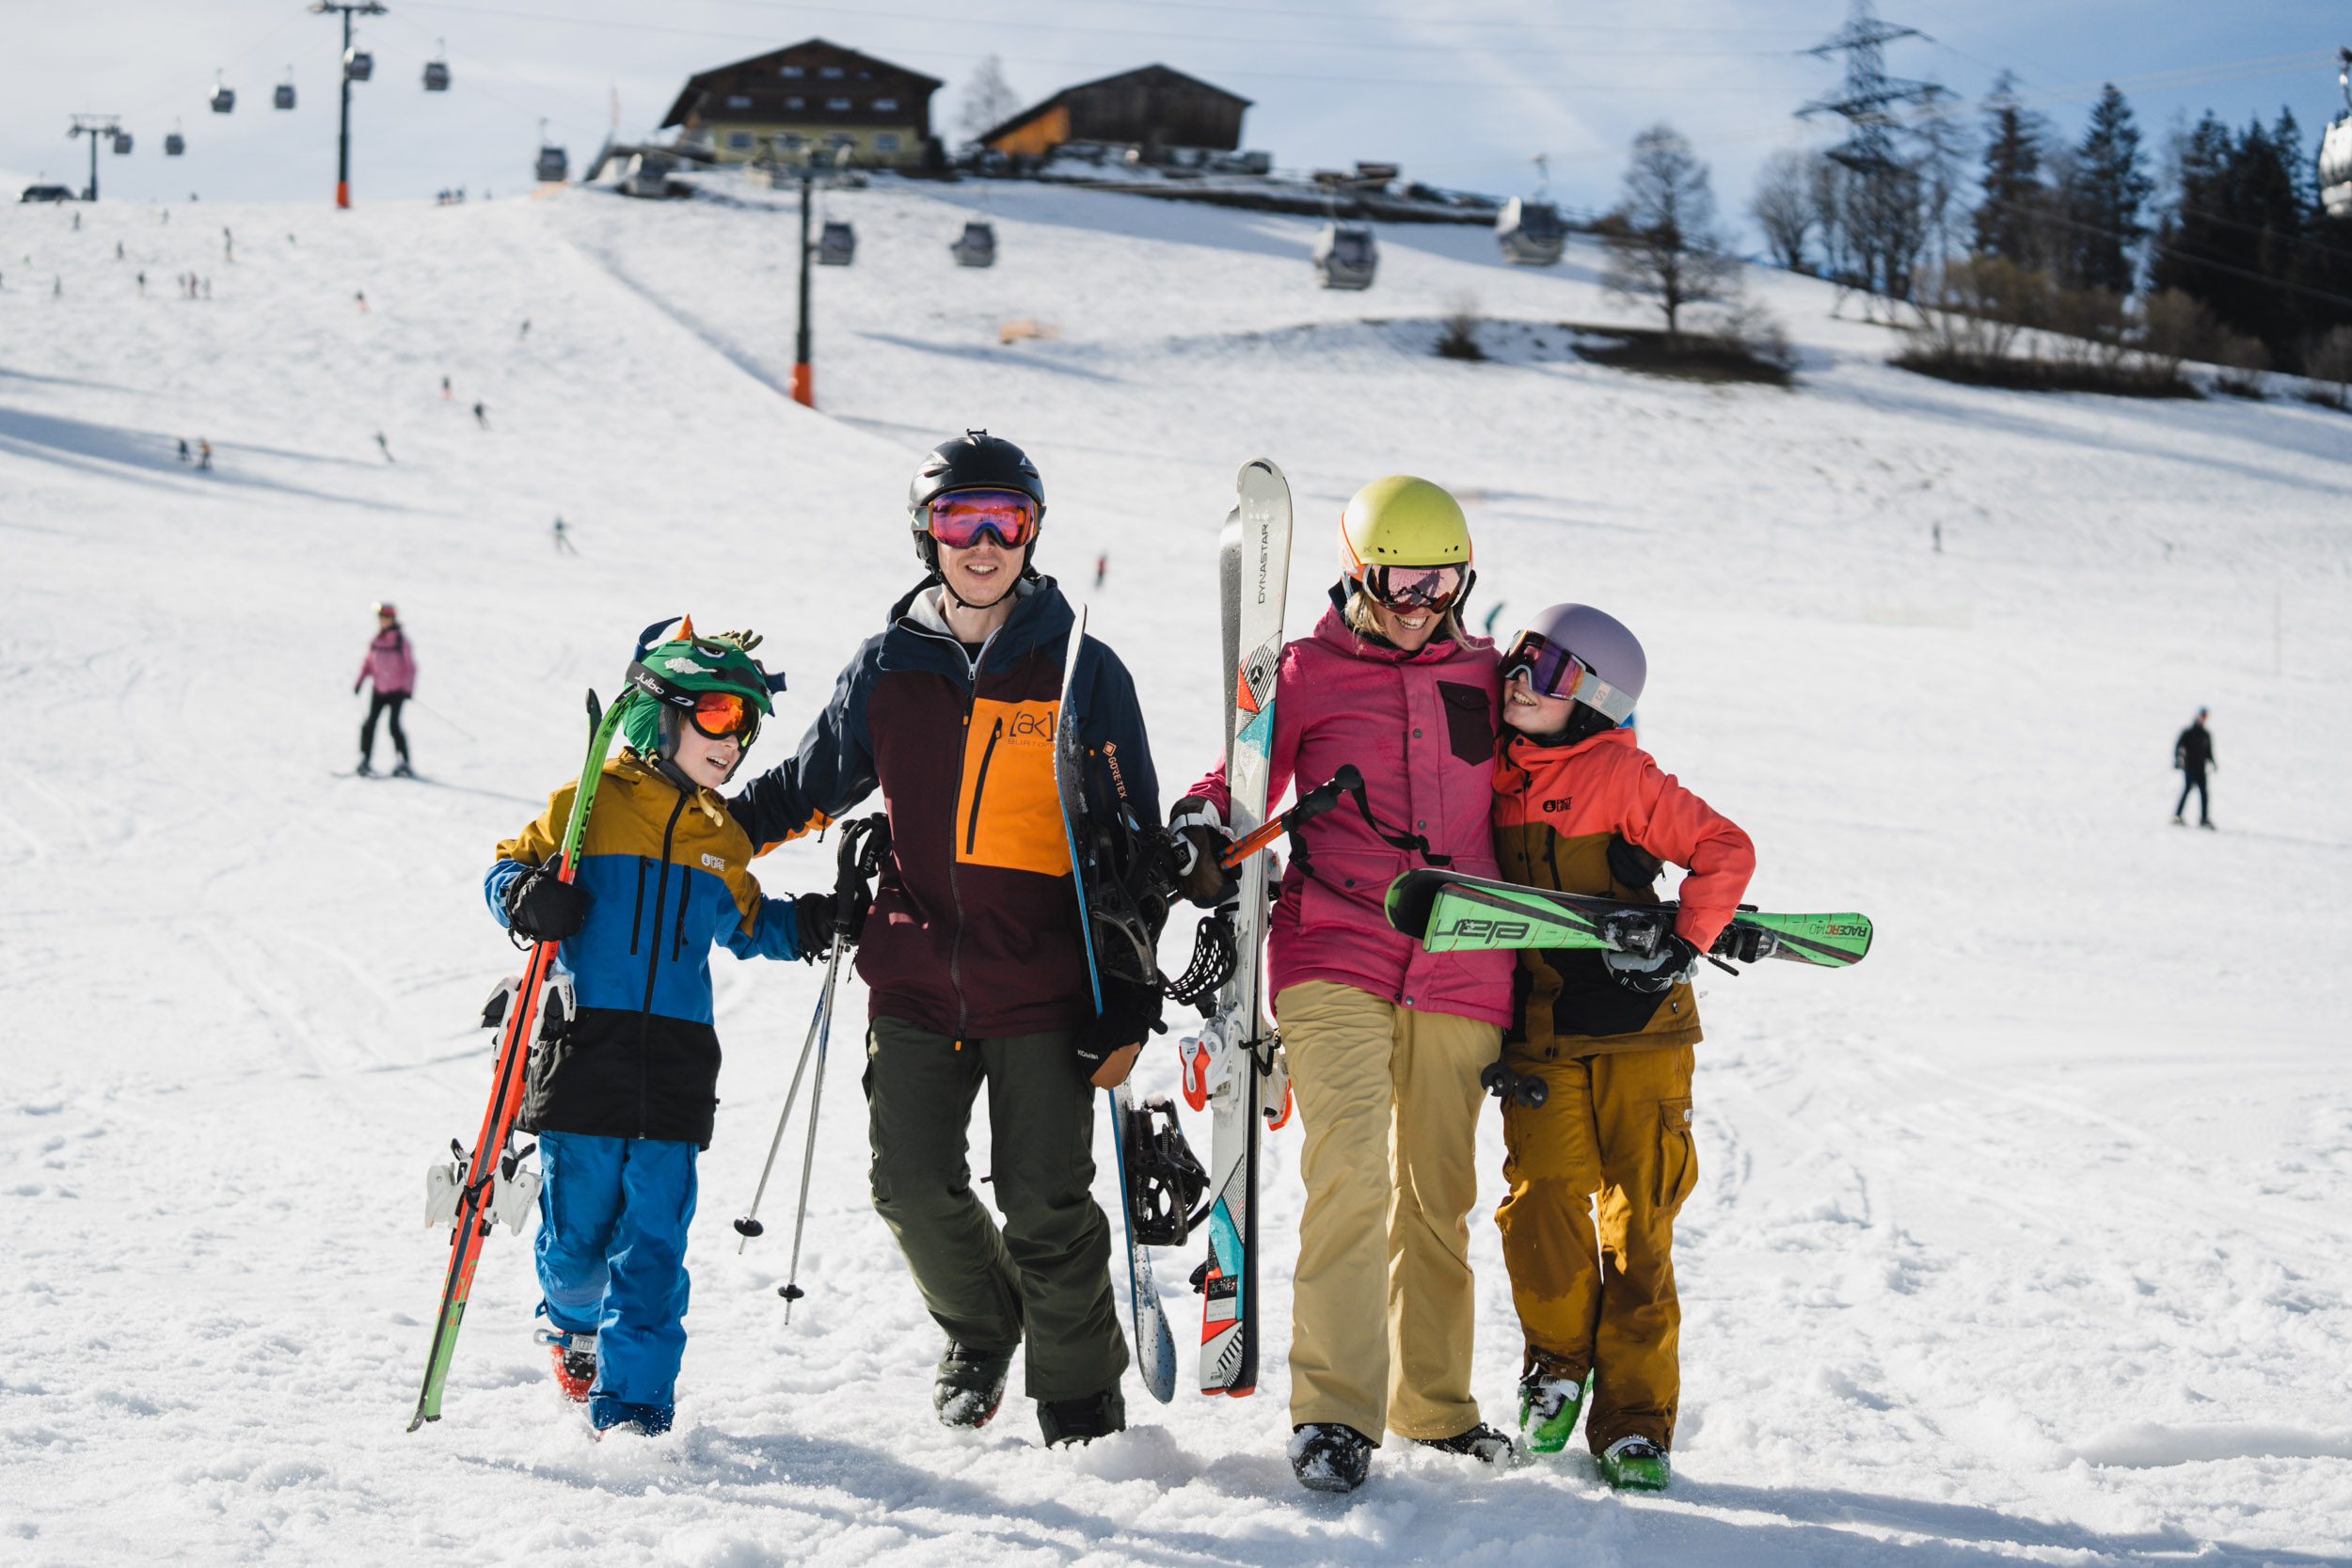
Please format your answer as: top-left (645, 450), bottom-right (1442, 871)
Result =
top-left (1188, 458), bottom-right (1293, 1397)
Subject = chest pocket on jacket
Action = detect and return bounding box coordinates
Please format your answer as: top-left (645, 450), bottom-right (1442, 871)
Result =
top-left (1438, 681), bottom-right (1495, 768)
top-left (957, 697), bottom-right (1072, 878)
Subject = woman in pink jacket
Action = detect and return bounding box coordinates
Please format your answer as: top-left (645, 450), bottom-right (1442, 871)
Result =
top-left (1173, 476), bottom-right (1516, 1493)
top-left (354, 601), bottom-right (416, 777)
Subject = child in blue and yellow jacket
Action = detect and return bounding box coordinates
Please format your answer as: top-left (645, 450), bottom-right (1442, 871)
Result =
top-left (486, 623), bottom-right (834, 1436)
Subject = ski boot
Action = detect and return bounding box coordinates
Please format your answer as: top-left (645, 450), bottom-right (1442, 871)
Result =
top-left (1037, 1386), bottom-right (1125, 1448)
top-left (535, 1327), bottom-right (596, 1403)
top-left (391, 758), bottom-right (414, 779)
top-left (1289, 1422), bottom-right (1375, 1494)
top-left (589, 1395), bottom-right (673, 1437)
top-left (1597, 1434), bottom-right (1671, 1492)
top-left (933, 1340), bottom-right (1013, 1430)
top-left (1415, 1421), bottom-right (1523, 1467)
top-left (355, 757), bottom-right (374, 777)
top-left (1518, 1362), bottom-right (1590, 1454)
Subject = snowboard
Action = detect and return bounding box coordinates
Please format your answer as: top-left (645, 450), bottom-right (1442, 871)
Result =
top-left (1052, 606), bottom-right (1180, 1405)
top-left (1386, 867), bottom-right (1873, 969)
top-left (1189, 458), bottom-right (1293, 1398)
top-left (409, 686), bottom-right (638, 1431)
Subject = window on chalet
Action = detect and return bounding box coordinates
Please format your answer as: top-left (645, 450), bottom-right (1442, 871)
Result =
top-left (785, 96), bottom-right (805, 109)
top-left (782, 65), bottom-right (804, 78)
top-left (727, 132), bottom-right (753, 150)
top-left (726, 95), bottom-right (752, 109)
top-left (826, 97), bottom-right (850, 112)
top-left (819, 66), bottom-right (845, 79)
top-left (873, 97), bottom-right (898, 112)
top-left (875, 134), bottom-right (901, 151)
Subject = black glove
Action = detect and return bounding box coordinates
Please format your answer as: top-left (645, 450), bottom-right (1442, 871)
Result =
top-left (1712, 923), bottom-right (1767, 963)
top-left (791, 891), bottom-right (867, 958)
top-left (1604, 933), bottom-right (1700, 994)
top-left (1076, 976), bottom-right (1166, 1082)
top-left (504, 863), bottom-right (590, 942)
top-left (1172, 823), bottom-right (1236, 908)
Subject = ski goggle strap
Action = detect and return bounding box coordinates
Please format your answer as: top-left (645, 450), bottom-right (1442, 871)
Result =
top-left (1502, 631), bottom-right (1638, 724)
top-left (922, 488), bottom-right (1041, 550)
top-left (1364, 563), bottom-right (1468, 612)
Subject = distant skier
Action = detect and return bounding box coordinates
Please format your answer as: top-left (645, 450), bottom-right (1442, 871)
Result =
top-left (518, 318), bottom-right (530, 340)
top-left (197, 438), bottom-right (212, 471)
top-left (222, 227), bottom-right (233, 262)
top-left (728, 431), bottom-right (1164, 1450)
top-left (1486, 604), bottom-right (1754, 1495)
top-left (2173, 707), bottom-right (2215, 829)
top-left (52, 276), bottom-right (60, 297)
top-left (440, 374), bottom-right (452, 402)
top-left (552, 515), bottom-right (577, 554)
top-left (1170, 476), bottom-right (1515, 1493)
top-left (354, 602), bottom-right (415, 777)
top-left (355, 289), bottom-right (368, 312)
top-left (115, 240), bottom-right (124, 260)
top-left (177, 437), bottom-right (190, 464)
top-left (136, 270), bottom-right (147, 298)
top-left (374, 431), bottom-right (393, 464)
top-left (485, 619), bottom-right (825, 1437)
top-left (471, 401), bottom-right (488, 431)
top-left (1093, 551), bottom-right (1107, 588)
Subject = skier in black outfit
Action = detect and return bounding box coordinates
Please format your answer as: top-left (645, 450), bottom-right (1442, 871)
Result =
top-left (2172, 708), bottom-right (2214, 829)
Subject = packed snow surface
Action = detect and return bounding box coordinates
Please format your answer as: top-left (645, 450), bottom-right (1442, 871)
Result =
top-left (3, 178), bottom-right (2349, 1567)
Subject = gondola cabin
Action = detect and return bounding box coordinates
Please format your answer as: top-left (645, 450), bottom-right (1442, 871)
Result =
top-left (210, 84), bottom-right (236, 114)
top-left (113, 132), bottom-right (134, 155)
top-left (275, 81), bottom-right (296, 111)
top-left (818, 219), bottom-right (856, 265)
top-left (1496, 198), bottom-right (1565, 266)
top-left (1312, 222), bottom-right (1377, 291)
top-left (535, 144), bottom-right (569, 183)
top-left (166, 131), bottom-right (185, 156)
top-left (423, 59), bottom-right (451, 92)
top-left (950, 219), bottom-right (997, 268)
top-left (344, 48), bottom-right (374, 83)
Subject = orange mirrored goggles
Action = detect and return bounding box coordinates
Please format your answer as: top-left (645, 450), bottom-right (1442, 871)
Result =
top-left (686, 689), bottom-right (759, 743)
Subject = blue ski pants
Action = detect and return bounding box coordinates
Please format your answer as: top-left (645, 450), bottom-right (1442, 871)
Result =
top-left (534, 1131), bottom-right (698, 1410)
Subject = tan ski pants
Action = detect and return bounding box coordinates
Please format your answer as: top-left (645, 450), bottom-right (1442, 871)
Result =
top-left (1495, 1043), bottom-right (1697, 1452)
top-left (1277, 980), bottom-right (1500, 1442)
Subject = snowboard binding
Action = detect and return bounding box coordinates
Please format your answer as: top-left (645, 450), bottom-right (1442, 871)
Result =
top-left (1120, 1094), bottom-right (1211, 1247)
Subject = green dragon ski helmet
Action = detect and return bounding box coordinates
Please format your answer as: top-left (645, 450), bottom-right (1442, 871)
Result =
top-left (621, 614), bottom-right (784, 772)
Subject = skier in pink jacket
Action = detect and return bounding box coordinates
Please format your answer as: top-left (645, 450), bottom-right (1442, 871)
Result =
top-left (1173, 476), bottom-right (1517, 1493)
top-left (355, 601), bottom-right (416, 777)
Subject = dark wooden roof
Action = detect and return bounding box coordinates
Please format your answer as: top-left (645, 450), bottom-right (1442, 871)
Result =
top-left (980, 64), bottom-right (1251, 146)
top-left (660, 39), bottom-right (944, 129)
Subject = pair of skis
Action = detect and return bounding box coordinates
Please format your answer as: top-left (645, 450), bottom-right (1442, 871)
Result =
top-left (408, 688), bottom-right (639, 1432)
top-left (1056, 459), bottom-right (1295, 1403)
top-left (1386, 868), bottom-right (1874, 968)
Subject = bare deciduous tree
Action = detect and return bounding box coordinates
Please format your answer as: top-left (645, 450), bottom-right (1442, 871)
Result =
top-left (1750, 149), bottom-right (1818, 272)
top-left (1600, 123), bottom-right (1738, 343)
top-left (957, 55), bottom-right (1023, 145)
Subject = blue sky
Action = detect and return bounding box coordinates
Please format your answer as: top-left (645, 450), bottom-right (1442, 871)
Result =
top-left (8, 0), bottom-right (2346, 236)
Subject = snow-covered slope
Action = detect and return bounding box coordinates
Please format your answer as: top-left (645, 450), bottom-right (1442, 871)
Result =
top-left (3, 178), bottom-right (2348, 1568)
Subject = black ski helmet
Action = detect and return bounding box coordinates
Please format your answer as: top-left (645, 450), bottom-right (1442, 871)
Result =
top-left (908, 429), bottom-right (1046, 575)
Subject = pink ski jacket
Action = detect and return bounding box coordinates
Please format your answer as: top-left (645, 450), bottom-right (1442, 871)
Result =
top-left (356, 627), bottom-right (416, 696)
top-left (1184, 600), bottom-right (1515, 1029)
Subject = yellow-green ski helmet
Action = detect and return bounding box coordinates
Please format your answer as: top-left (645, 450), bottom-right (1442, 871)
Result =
top-left (1338, 475), bottom-right (1472, 576)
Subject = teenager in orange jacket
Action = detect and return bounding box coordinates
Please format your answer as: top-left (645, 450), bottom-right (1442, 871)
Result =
top-left (1486, 603), bottom-right (1754, 1492)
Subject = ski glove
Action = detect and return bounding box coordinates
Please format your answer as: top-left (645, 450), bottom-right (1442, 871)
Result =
top-left (504, 863), bottom-right (591, 942)
top-left (1172, 824), bottom-right (1235, 908)
top-left (1603, 932), bottom-right (1700, 994)
top-left (790, 892), bottom-right (867, 958)
top-left (1077, 975), bottom-right (1165, 1086)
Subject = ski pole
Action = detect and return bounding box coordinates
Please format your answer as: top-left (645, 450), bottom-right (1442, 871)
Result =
top-left (775, 957), bottom-right (835, 1320)
top-left (405, 696), bottom-right (479, 742)
top-left (733, 948), bottom-right (834, 1252)
top-left (1218, 765), bottom-right (1364, 868)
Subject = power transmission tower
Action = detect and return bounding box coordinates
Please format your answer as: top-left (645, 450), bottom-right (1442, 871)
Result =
top-left (1799, 0), bottom-right (1937, 175)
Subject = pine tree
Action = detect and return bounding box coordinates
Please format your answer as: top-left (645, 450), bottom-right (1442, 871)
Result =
top-left (2067, 84), bottom-right (2153, 294)
top-left (1973, 71), bottom-right (2046, 263)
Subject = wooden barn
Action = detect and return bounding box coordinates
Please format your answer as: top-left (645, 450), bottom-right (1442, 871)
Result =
top-left (981, 65), bottom-right (1248, 161)
top-left (660, 40), bottom-right (942, 169)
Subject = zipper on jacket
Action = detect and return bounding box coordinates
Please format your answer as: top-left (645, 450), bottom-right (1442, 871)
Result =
top-left (963, 717), bottom-right (1005, 856)
top-left (672, 866), bottom-right (691, 962)
top-left (629, 856), bottom-right (649, 956)
top-left (637, 791), bottom-right (691, 1138)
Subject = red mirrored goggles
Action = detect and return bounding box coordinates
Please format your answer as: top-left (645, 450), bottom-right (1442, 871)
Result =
top-left (1363, 562), bottom-right (1468, 612)
top-left (685, 689), bottom-right (760, 744)
top-left (924, 488), bottom-right (1041, 551)
top-left (1501, 631), bottom-right (1637, 723)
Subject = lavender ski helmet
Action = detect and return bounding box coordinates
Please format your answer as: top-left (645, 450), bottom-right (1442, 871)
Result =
top-left (1506, 603), bottom-right (1645, 722)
